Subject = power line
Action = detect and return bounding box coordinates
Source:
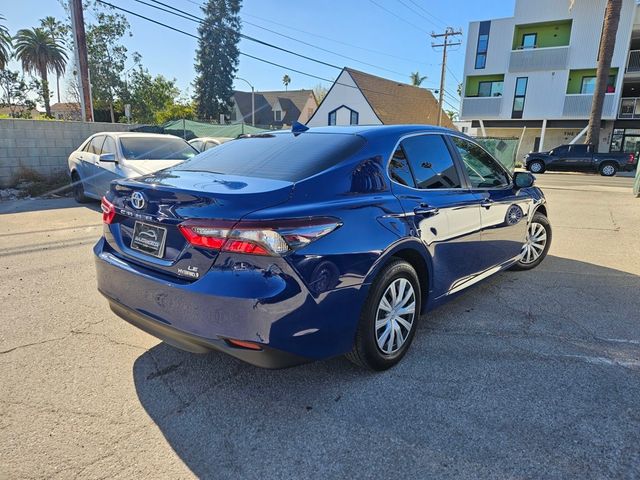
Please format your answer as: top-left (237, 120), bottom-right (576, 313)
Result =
top-left (406, 0), bottom-right (450, 28)
top-left (367, 0), bottom-right (432, 35)
top-left (241, 12), bottom-right (434, 67)
top-left (394, 0), bottom-right (443, 30)
top-left (133, 0), bottom-right (343, 71)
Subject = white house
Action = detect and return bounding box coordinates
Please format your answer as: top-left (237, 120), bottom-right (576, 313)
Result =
top-left (307, 68), bottom-right (454, 128)
top-left (459, 0), bottom-right (640, 157)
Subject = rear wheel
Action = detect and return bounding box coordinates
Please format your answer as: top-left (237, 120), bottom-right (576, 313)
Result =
top-left (510, 212), bottom-right (552, 271)
top-left (528, 160), bottom-right (545, 174)
top-left (346, 259), bottom-right (421, 371)
top-left (71, 172), bottom-right (90, 203)
top-left (599, 163), bottom-right (618, 177)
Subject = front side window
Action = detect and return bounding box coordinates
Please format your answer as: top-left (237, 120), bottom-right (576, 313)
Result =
top-left (101, 136), bottom-right (117, 155)
top-left (451, 137), bottom-right (510, 188)
top-left (521, 33), bottom-right (537, 49)
top-left (397, 135), bottom-right (461, 189)
top-left (568, 145), bottom-right (588, 154)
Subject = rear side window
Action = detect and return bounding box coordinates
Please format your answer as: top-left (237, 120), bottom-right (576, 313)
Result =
top-left (569, 145), bottom-right (588, 154)
top-left (173, 133), bottom-right (366, 182)
top-left (88, 136), bottom-right (105, 154)
top-left (388, 134), bottom-right (462, 189)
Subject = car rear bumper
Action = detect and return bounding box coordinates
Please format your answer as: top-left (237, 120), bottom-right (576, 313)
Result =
top-left (106, 296), bottom-right (308, 368)
top-left (94, 238), bottom-right (366, 367)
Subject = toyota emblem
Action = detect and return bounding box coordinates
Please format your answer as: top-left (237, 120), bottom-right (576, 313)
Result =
top-left (131, 191), bottom-right (146, 210)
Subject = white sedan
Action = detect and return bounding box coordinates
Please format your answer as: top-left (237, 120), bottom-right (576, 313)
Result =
top-left (68, 132), bottom-right (198, 202)
top-left (188, 136), bottom-right (232, 152)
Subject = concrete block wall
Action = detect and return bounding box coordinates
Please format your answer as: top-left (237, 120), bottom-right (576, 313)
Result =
top-left (0, 119), bottom-right (140, 187)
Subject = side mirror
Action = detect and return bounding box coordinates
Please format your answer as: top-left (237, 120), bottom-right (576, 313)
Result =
top-left (99, 153), bottom-right (116, 162)
top-left (514, 171), bottom-right (535, 189)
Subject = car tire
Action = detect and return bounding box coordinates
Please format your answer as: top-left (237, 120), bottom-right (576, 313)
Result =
top-left (71, 171), bottom-right (90, 203)
top-left (510, 212), bottom-right (552, 271)
top-left (599, 162), bottom-right (618, 177)
top-left (346, 259), bottom-right (421, 371)
top-left (528, 160), bottom-right (545, 174)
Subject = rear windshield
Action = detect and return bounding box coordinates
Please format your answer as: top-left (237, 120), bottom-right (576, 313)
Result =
top-left (120, 137), bottom-right (198, 160)
top-left (172, 132), bottom-right (366, 182)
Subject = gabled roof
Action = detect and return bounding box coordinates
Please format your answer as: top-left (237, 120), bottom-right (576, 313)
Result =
top-left (232, 89), bottom-right (316, 125)
top-left (343, 68), bottom-right (455, 128)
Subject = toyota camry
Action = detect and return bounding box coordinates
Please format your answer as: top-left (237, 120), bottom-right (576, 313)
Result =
top-left (94, 125), bottom-right (551, 370)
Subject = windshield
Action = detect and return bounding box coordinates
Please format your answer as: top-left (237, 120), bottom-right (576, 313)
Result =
top-left (119, 137), bottom-right (198, 160)
top-left (172, 132), bottom-right (366, 182)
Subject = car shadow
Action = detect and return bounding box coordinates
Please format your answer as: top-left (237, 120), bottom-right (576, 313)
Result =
top-left (0, 197), bottom-right (100, 215)
top-left (131, 255), bottom-right (640, 479)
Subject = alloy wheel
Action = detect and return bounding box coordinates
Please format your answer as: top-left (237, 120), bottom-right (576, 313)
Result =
top-left (601, 165), bottom-right (616, 176)
top-left (521, 221), bottom-right (547, 264)
top-left (530, 162), bottom-right (543, 173)
top-left (375, 278), bottom-right (416, 354)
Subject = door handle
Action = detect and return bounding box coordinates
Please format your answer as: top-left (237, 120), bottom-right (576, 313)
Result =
top-left (414, 204), bottom-right (440, 216)
top-left (481, 199), bottom-right (494, 209)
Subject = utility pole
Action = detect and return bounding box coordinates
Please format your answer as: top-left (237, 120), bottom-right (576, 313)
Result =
top-left (70, 0), bottom-right (93, 122)
top-left (431, 27), bottom-right (462, 126)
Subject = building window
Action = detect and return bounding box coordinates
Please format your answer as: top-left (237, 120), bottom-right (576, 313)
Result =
top-left (350, 110), bottom-right (359, 125)
top-left (521, 33), bottom-right (537, 49)
top-left (512, 77), bottom-right (528, 119)
top-left (580, 75), bottom-right (616, 94)
top-left (475, 21), bottom-right (490, 69)
top-left (328, 110), bottom-right (336, 125)
top-left (478, 81), bottom-right (503, 97)
top-left (274, 110), bottom-right (282, 122)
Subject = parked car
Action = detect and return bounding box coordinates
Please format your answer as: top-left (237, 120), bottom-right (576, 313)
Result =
top-left (95, 125), bottom-right (551, 371)
top-left (524, 143), bottom-right (636, 176)
top-left (188, 136), bottom-right (231, 152)
top-left (68, 132), bottom-right (198, 203)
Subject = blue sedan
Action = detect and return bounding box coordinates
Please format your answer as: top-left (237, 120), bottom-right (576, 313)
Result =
top-left (95, 125), bottom-right (551, 370)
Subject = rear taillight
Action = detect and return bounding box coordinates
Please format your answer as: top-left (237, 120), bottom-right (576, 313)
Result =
top-left (101, 197), bottom-right (116, 224)
top-left (629, 153), bottom-right (636, 164)
top-left (178, 217), bottom-right (341, 256)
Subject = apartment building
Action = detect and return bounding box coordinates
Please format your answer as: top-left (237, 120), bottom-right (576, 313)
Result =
top-left (460, 0), bottom-right (640, 159)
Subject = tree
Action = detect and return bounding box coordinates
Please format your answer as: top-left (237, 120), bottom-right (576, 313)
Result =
top-left (86, 11), bottom-right (130, 123)
top-left (586, 0), bottom-right (622, 148)
top-left (194, 0), bottom-right (241, 120)
top-left (155, 101), bottom-right (196, 124)
top-left (410, 71), bottom-right (427, 87)
top-left (13, 28), bottom-right (67, 117)
top-left (123, 63), bottom-right (180, 124)
top-left (282, 74), bottom-right (291, 91)
top-left (0, 15), bottom-right (11, 70)
top-left (39, 16), bottom-right (68, 104)
top-left (0, 69), bottom-right (40, 118)
top-left (313, 83), bottom-right (328, 104)
top-left (445, 109), bottom-right (458, 121)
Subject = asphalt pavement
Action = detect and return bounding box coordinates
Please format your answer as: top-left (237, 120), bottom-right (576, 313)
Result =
top-left (1, 172), bottom-right (639, 479)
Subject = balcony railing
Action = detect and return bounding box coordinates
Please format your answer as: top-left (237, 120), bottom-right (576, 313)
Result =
top-left (562, 93), bottom-right (615, 118)
top-left (509, 46), bottom-right (569, 73)
top-left (619, 97), bottom-right (640, 118)
top-left (626, 50), bottom-right (640, 73)
top-left (460, 96), bottom-right (502, 119)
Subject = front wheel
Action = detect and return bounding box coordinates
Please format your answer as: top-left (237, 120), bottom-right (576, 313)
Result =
top-left (510, 212), bottom-right (552, 271)
top-left (599, 163), bottom-right (618, 177)
top-left (346, 259), bottom-right (421, 371)
top-left (71, 172), bottom-right (90, 203)
top-left (528, 160), bottom-right (545, 174)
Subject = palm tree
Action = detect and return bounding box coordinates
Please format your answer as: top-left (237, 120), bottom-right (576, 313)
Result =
top-left (13, 28), bottom-right (67, 117)
top-left (585, 0), bottom-right (622, 147)
top-left (410, 71), bottom-right (427, 87)
top-left (39, 16), bottom-right (68, 104)
top-left (282, 74), bottom-right (291, 91)
top-left (0, 15), bottom-right (11, 69)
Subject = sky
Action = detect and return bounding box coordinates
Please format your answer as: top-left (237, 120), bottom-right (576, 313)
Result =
top-left (2, 0), bottom-right (514, 112)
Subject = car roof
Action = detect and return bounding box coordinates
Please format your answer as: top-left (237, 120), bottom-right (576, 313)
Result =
top-left (273, 124), bottom-right (460, 138)
top-left (90, 132), bottom-right (183, 140)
